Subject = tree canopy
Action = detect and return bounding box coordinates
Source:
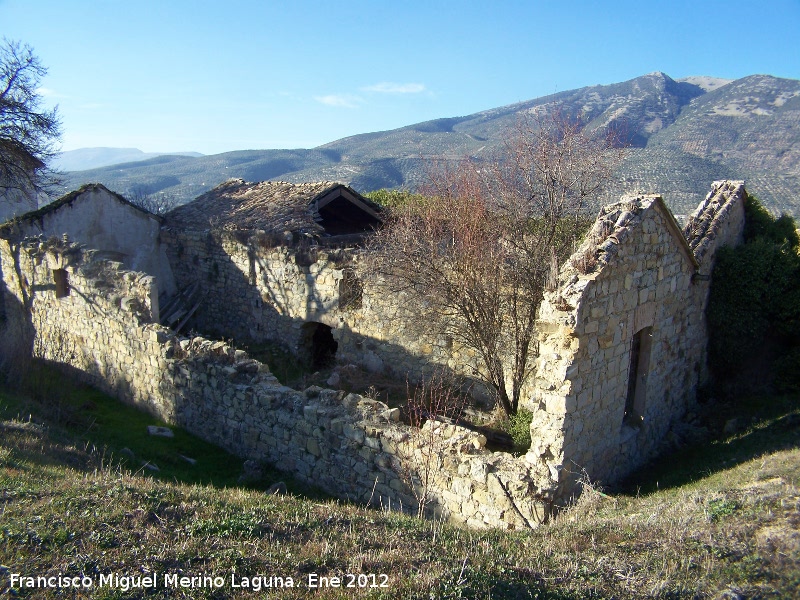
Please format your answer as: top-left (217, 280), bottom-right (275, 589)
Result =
top-left (0, 39), bottom-right (61, 194)
top-left (363, 110), bottom-right (626, 415)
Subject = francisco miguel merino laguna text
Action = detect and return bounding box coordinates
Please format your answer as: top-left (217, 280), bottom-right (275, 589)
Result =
top-left (9, 572), bottom-right (391, 591)
top-left (9, 573), bottom-right (296, 591)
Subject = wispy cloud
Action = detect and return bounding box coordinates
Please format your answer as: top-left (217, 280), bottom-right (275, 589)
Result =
top-left (314, 94), bottom-right (363, 108)
top-left (361, 82), bottom-right (426, 94)
top-left (36, 87), bottom-right (67, 99)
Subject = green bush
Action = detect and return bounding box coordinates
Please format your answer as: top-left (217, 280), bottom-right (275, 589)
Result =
top-left (507, 407), bottom-right (533, 451)
top-left (707, 195), bottom-right (800, 393)
top-left (364, 188), bottom-right (430, 209)
top-left (775, 347), bottom-right (800, 393)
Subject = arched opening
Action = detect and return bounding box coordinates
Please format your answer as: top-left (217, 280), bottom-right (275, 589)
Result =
top-left (300, 322), bottom-right (338, 369)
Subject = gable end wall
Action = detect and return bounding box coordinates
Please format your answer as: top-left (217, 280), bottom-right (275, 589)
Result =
top-left (529, 182), bottom-right (746, 491)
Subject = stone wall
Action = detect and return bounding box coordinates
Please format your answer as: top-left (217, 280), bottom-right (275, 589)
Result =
top-left (0, 180), bottom-right (749, 526)
top-left (527, 181), bottom-right (746, 489)
top-left (1, 184), bottom-right (177, 296)
top-left (161, 228), bottom-right (481, 383)
top-left (0, 185), bottom-right (38, 224)
top-left (683, 180), bottom-right (748, 384)
top-left (0, 235), bottom-right (557, 529)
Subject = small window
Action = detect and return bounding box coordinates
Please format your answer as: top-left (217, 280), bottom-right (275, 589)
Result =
top-left (624, 326), bottom-right (653, 425)
top-left (339, 269), bottom-right (363, 310)
top-left (53, 269), bottom-right (70, 298)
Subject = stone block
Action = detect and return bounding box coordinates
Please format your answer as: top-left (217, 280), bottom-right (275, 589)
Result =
top-left (303, 405), bottom-right (318, 423)
top-left (469, 459), bottom-right (489, 484)
top-left (306, 438), bottom-right (321, 457)
top-left (452, 477), bottom-right (473, 497)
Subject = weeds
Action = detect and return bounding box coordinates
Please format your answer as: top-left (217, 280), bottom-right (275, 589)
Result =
top-left (1, 376), bottom-right (799, 598)
top-left (505, 407), bottom-right (533, 452)
top-left (402, 371), bottom-right (468, 517)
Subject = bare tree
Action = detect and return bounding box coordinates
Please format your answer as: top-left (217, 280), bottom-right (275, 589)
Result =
top-left (398, 371), bottom-right (468, 518)
top-left (0, 39), bottom-right (61, 195)
top-left (364, 109), bottom-right (625, 416)
top-left (126, 186), bottom-right (181, 215)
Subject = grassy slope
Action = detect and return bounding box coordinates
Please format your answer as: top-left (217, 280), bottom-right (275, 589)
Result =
top-left (0, 374), bottom-right (798, 599)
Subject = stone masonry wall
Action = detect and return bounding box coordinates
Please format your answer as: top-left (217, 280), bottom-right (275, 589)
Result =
top-left (0, 235), bottom-right (557, 529)
top-left (527, 182), bottom-right (746, 491)
top-left (0, 181), bottom-right (748, 525)
top-left (683, 180), bottom-right (748, 384)
top-left (161, 228), bottom-right (481, 383)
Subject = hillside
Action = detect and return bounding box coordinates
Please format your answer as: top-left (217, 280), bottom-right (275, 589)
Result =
top-left (59, 72), bottom-right (800, 217)
top-left (52, 148), bottom-right (204, 172)
top-left (1, 373), bottom-right (798, 598)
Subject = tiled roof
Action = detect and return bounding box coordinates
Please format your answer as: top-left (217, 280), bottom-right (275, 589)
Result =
top-left (163, 179), bottom-right (381, 236)
top-left (682, 180), bottom-right (746, 263)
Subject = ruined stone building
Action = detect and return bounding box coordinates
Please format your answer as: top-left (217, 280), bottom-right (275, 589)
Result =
top-left (0, 177), bottom-right (746, 528)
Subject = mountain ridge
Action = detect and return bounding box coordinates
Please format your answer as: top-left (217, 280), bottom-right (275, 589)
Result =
top-left (53, 147), bottom-right (204, 172)
top-left (59, 72), bottom-right (800, 217)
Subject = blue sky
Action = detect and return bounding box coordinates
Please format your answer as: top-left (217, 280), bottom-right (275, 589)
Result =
top-left (2, 0), bottom-right (799, 155)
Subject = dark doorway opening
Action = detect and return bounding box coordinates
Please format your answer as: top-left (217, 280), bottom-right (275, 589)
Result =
top-left (301, 322), bottom-right (338, 369)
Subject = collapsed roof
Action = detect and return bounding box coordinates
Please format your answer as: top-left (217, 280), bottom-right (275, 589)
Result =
top-left (163, 179), bottom-right (383, 238)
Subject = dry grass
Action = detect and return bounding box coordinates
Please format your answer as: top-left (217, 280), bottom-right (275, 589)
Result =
top-left (0, 385), bottom-right (798, 598)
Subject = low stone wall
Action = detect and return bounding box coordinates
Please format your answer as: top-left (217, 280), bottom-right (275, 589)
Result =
top-left (0, 236), bottom-right (556, 529)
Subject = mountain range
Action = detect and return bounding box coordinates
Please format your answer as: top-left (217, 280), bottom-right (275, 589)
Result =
top-left (52, 148), bottom-right (204, 172)
top-left (59, 72), bottom-right (800, 218)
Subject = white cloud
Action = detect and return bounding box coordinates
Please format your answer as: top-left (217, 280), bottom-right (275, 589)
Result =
top-left (36, 87), bottom-right (66, 99)
top-left (314, 94), bottom-right (363, 108)
top-left (361, 82), bottom-right (426, 94)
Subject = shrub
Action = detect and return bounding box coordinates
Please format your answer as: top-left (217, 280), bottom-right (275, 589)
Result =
top-left (507, 407), bottom-right (533, 451)
top-left (363, 188), bottom-right (430, 209)
top-left (706, 195), bottom-right (800, 394)
top-left (774, 347), bottom-right (800, 393)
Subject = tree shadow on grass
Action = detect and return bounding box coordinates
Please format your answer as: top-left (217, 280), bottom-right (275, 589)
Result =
top-left (617, 394), bottom-right (800, 496)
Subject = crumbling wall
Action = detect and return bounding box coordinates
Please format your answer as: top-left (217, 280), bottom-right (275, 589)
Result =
top-left (2, 185), bottom-right (177, 296)
top-left (0, 237), bottom-right (556, 529)
top-left (161, 228), bottom-right (480, 382)
top-left (1, 180), bottom-right (750, 526)
top-left (0, 185), bottom-right (38, 224)
top-left (682, 180), bottom-right (748, 383)
top-left (528, 182), bottom-right (746, 492)
top-left (0, 235), bottom-right (161, 406)
top-left (683, 181), bottom-right (747, 269)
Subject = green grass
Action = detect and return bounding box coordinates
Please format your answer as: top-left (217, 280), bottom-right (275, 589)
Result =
top-left (619, 393), bottom-right (800, 495)
top-left (1, 367), bottom-right (799, 598)
top-left (0, 362), bottom-right (311, 494)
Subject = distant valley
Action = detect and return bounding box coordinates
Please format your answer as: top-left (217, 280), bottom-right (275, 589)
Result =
top-left (60, 72), bottom-right (800, 218)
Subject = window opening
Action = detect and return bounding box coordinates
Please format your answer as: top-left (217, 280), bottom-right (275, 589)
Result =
top-left (53, 269), bottom-right (70, 298)
top-left (624, 326), bottom-right (653, 425)
top-left (339, 269), bottom-right (363, 310)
